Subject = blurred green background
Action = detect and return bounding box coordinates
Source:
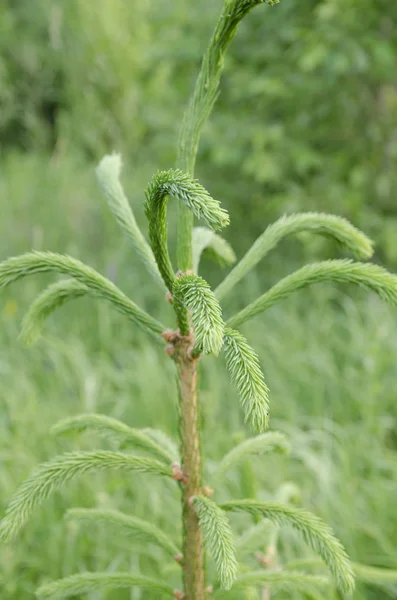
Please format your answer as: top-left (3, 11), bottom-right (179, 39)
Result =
top-left (1, 0), bottom-right (397, 598)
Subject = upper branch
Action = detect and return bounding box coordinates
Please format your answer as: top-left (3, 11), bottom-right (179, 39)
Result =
top-left (145, 170), bottom-right (229, 292)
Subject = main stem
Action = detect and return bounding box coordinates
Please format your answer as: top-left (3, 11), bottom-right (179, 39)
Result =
top-left (177, 344), bottom-right (205, 600)
top-left (174, 3), bottom-right (270, 597)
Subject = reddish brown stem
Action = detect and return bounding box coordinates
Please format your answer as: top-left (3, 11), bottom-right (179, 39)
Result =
top-left (177, 340), bottom-right (205, 600)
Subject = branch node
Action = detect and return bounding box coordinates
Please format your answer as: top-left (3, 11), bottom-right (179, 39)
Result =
top-left (162, 329), bottom-right (180, 343)
top-left (164, 344), bottom-right (176, 358)
top-left (171, 462), bottom-right (188, 483)
top-left (173, 589), bottom-right (185, 600)
top-left (202, 486), bottom-right (214, 497)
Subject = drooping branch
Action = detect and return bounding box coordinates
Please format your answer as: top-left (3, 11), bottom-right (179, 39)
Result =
top-left (192, 495), bottom-right (238, 590)
top-left (223, 327), bottom-right (269, 430)
top-left (0, 451), bottom-right (173, 542)
top-left (215, 212), bottom-right (374, 301)
top-left (0, 252), bottom-right (165, 340)
top-left (52, 414), bottom-right (174, 464)
top-left (145, 169), bottom-right (229, 292)
top-left (173, 273), bottom-right (225, 354)
top-left (66, 508), bottom-right (181, 558)
top-left (228, 260), bottom-right (397, 328)
top-left (36, 573), bottom-right (176, 599)
top-left (220, 500), bottom-right (355, 594)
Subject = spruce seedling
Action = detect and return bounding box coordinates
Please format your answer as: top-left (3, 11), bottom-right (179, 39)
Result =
top-left (2, 1), bottom-right (397, 598)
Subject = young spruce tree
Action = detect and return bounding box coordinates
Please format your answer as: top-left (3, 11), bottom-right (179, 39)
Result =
top-left (2, 1), bottom-right (397, 599)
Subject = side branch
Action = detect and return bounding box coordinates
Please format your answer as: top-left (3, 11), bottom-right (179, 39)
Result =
top-left (0, 252), bottom-right (165, 339)
top-left (228, 260), bottom-right (397, 328)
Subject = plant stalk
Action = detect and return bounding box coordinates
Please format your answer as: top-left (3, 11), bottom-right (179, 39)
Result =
top-left (174, 3), bottom-right (272, 596)
top-left (176, 0), bottom-right (264, 271)
top-left (177, 341), bottom-right (205, 600)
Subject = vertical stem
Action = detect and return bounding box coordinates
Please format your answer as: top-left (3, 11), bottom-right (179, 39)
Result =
top-left (177, 345), bottom-right (205, 600)
top-left (173, 3), bottom-right (273, 596)
top-left (176, 0), bottom-right (268, 270)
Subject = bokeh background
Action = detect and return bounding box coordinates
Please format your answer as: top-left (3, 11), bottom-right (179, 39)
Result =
top-left (1, 0), bottom-right (397, 598)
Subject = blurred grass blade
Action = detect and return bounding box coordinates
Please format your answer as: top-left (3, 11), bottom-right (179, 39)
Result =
top-left (228, 260), bottom-right (397, 328)
top-left (220, 500), bottom-right (355, 594)
top-left (235, 519), bottom-right (275, 554)
top-left (286, 557), bottom-right (397, 591)
top-left (353, 562), bottom-right (397, 589)
top-left (96, 154), bottom-right (165, 290)
top-left (192, 226), bottom-right (236, 274)
top-left (225, 570), bottom-right (329, 591)
top-left (36, 572), bottom-right (175, 598)
top-left (217, 432), bottom-right (290, 475)
top-left (223, 327), bottom-right (269, 431)
top-left (215, 213), bottom-right (374, 300)
top-left (20, 279), bottom-right (88, 344)
top-left (0, 252), bottom-right (165, 339)
top-left (141, 428), bottom-right (179, 462)
top-left (66, 508), bottom-right (181, 557)
top-left (0, 452), bottom-right (173, 542)
top-left (52, 414), bottom-right (174, 464)
top-left (192, 495), bottom-right (238, 590)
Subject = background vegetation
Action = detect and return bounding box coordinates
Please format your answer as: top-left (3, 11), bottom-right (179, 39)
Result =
top-left (0, 0), bottom-right (397, 598)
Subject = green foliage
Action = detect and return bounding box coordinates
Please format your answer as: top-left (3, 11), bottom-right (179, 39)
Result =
top-left (66, 507), bottom-right (181, 557)
top-left (36, 573), bottom-right (175, 599)
top-left (52, 413), bottom-right (174, 463)
top-left (96, 153), bottom-right (164, 290)
top-left (223, 327), bottom-right (269, 431)
top-left (0, 252), bottom-right (165, 339)
top-left (192, 495), bottom-right (238, 590)
top-left (173, 273), bottom-right (225, 354)
top-left (217, 431), bottom-right (290, 475)
top-left (221, 500), bottom-right (355, 594)
top-left (0, 452), bottom-right (173, 542)
top-left (215, 212), bottom-right (374, 300)
top-left (229, 260), bottom-right (397, 328)
top-left (192, 227), bottom-right (236, 274)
